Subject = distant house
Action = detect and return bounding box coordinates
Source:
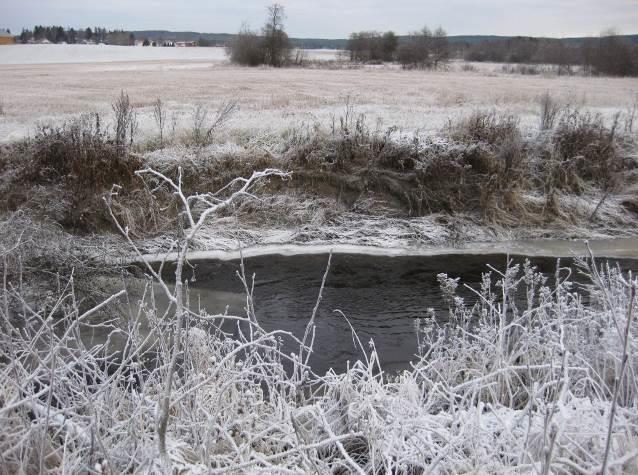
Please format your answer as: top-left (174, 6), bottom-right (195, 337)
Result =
top-left (176, 41), bottom-right (198, 47)
top-left (0, 29), bottom-right (15, 45)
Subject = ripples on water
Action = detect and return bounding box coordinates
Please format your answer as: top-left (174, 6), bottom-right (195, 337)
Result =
top-left (176, 253), bottom-right (638, 375)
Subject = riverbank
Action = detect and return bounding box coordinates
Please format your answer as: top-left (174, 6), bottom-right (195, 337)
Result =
top-left (139, 236), bottom-right (638, 263)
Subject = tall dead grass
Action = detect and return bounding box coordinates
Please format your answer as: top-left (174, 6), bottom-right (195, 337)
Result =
top-left (0, 95), bottom-right (634, 237)
top-left (539, 92), bottom-right (561, 131)
top-left (0, 114), bottom-right (144, 231)
top-left (283, 104), bottom-right (633, 226)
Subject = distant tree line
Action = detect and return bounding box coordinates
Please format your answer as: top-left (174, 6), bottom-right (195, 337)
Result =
top-left (346, 26), bottom-right (450, 69)
top-left (19, 18), bottom-right (635, 76)
top-left (463, 31), bottom-right (638, 76)
top-left (582, 33), bottom-right (638, 76)
top-left (17, 26), bottom-right (136, 46)
top-left (345, 28), bottom-right (637, 76)
top-left (228, 11), bottom-right (453, 70)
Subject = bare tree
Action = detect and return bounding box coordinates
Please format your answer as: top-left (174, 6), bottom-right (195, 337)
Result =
top-left (382, 31), bottom-right (399, 61)
top-left (262, 3), bottom-right (290, 67)
top-left (347, 32), bottom-right (365, 62)
top-left (226, 4), bottom-right (290, 67)
top-left (398, 26), bottom-right (433, 69)
top-left (431, 27), bottom-right (450, 69)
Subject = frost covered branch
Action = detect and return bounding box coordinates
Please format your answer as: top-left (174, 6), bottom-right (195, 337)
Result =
top-left (2, 176), bottom-right (637, 473)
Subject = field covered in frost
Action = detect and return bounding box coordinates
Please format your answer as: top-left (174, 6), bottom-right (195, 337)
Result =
top-left (0, 44), bottom-right (342, 66)
top-left (0, 45), bottom-right (636, 144)
top-left (0, 44), bottom-right (232, 64)
top-left (1, 44), bottom-right (638, 473)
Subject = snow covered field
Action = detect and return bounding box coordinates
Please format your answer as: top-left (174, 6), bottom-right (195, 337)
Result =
top-left (0, 44), bottom-right (635, 143)
top-left (0, 44), bottom-right (342, 66)
top-left (0, 44), bottom-right (231, 64)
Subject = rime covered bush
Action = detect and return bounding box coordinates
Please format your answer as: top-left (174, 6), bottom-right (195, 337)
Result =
top-left (1, 237), bottom-right (637, 473)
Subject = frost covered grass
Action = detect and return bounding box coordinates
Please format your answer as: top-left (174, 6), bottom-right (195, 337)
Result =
top-left (0, 44), bottom-right (231, 65)
top-left (1, 90), bottom-right (637, 246)
top-left (0, 45), bottom-right (342, 66)
top-left (1, 167), bottom-right (637, 473)
top-left (1, 53), bottom-right (637, 143)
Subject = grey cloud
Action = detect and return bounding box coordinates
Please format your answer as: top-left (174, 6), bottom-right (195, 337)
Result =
top-left (2, 0), bottom-right (637, 38)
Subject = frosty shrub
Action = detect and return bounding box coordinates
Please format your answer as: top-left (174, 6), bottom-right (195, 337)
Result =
top-left (541, 108), bottom-right (625, 204)
top-left (112, 90), bottom-right (138, 152)
top-left (1, 114), bottom-right (144, 231)
top-left (553, 110), bottom-right (622, 185)
top-left (2, 163), bottom-right (637, 473)
top-left (451, 110), bottom-right (521, 145)
top-left (539, 92), bottom-right (562, 131)
top-left (190, 101), bottom-right (238, 146)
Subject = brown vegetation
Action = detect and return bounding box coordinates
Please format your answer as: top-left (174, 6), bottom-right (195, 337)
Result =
top-left (285, 105), bottom-right (633, 226)
top-left (227, 3), bottom-right (291, 67)
top-left (547, 109), bottom-right (624, 192)
top-left (347, 31), bottom-right (398, 63)
top-left (466, 31), bottom-right (638, 77)
top-left (0, 92), bottom-right (634, 239)
top-left (0, 113), bottom-right (144, 231)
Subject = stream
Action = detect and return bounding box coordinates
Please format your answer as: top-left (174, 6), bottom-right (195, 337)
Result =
top-left (140, 242), bottom-right (638, 375)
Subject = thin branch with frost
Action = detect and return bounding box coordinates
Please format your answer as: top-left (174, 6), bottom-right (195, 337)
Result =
top-left (206, 101), bottom-right (239, 141)
top-left (107, 165), bottom-right (290, 464)
top-left (298, 252), bottom-right (332, 380)
top-left (601, 282), bottom-right (636, 474)
top-left (5, 171), bottom-right (638, 472)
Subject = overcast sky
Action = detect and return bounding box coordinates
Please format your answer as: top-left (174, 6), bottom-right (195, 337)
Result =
top-left (2, 0), bottom-right (638, 38)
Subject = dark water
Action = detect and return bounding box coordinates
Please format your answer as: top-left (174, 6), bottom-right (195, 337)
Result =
top-left (173, 253), bottom-right (638, 375)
